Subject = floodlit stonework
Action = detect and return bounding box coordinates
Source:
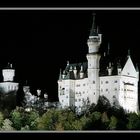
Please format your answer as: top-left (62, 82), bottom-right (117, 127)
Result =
top-left (0, 63), bottom-right (19, 94)
top-left (58, 14), bottom-right (139, 114)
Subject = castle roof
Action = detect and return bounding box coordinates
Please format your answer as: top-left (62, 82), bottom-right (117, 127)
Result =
top-left (63, 62), bottom-right (88, 80)
top-left (89, 13), bottom-right (98, 37)
top-left (4, 62), bottom-right (14, 69)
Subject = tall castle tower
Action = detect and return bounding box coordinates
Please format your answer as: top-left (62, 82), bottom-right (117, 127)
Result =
top-left (0, 63), bottom-right (19, 94)
top-left (86, 13), bottom-right (102, 104)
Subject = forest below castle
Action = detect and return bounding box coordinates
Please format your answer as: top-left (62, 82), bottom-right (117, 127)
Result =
top-left (0, 96), bottom-right (139, 131)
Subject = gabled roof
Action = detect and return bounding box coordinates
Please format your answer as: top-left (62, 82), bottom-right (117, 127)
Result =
top-left (64, 62), bottom-right (88, 80)
top-left (121, 56), bottom-right (137, 78)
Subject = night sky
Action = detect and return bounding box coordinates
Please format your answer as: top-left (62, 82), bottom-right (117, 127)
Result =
top-left (0, 10), bottom-right (140, 101)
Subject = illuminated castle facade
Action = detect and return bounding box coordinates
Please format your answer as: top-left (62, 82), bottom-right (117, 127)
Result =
top-left (58, 14), bottom-right (139, 114)
top-left (0, 63), bottom-right (19, 94)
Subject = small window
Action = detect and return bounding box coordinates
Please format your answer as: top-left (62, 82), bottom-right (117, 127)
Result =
top-left (106, 81), bottom-right (109, 84)
top-left (114, 88), bottom-right (117, 91)
top-left (66, 96), bottom-right (68, 98)
top-left (106, 89), bottom-right (108, 91)
top-left (75, 99), bottom-right (77, 102)
top-left (101, 81), bottom-right (103, 84)
top-left (83, 84), bottom-right (86, 86)
top-left (113, 95), bottom-right (116, 98)
top-left (114, 80), bottom-right (117, 83)
top-left (79, 99), bottom-right (81, 101)
top-left (93, 81), bottom-right (95, 84)
top-left (94, 92), bottom-right (95, 95)
top-left (101, 89), bottom-right (103, 92)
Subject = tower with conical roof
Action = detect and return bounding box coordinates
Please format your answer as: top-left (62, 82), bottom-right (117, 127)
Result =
top-left (86, 13), bottom-right (102, 104)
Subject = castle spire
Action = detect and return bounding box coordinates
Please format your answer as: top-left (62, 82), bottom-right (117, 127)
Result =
top-left (107, 42), bottom-right (110, 56)
top-left (136, 63), bottom-right (139, 72)
top-left (89, 13), bottom-right (98, 37)
top-left (59, 69), bottom-right (62, 80)
top-left (128, 49), bottom-right (131, 57)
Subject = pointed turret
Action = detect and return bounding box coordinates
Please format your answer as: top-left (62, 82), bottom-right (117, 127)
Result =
top-left (59, 69), bottom-right (62, 80)
top-left (127, 49), bottom-right (131, 58)
top-left (108, 62), bottom-right (112, 75)
top-left (136, 63), bottom-right (139, 80)
top-left (87, 13), bottom-right (102, 53)
top-left (89, 13), bottom-right (98, 37)
top-left (136, 63), bottom-right (139, 72)
top-left (69, 66), bottom-right (73, 71)
top-left (62, 70), bottom-right (66, 79)
top-left (107, 42), bottom-right (110, 56)
top-left (80, 65), bottom-right (84, 79)
top-left (117, 60), bottom-right (122, 75)
top-left (73, 66), bottom-right (77, 79)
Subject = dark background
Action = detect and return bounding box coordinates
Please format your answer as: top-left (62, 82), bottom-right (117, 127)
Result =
top-left (0, 10), bottom-right (140, 101)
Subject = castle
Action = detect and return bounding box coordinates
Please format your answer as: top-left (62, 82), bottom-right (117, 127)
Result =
top-left (0, 63), bottom-right (19, 94)
top-left (58, 14), bottom-right (139, 114)
top-left (0, 63), bottom-right (19, 110)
